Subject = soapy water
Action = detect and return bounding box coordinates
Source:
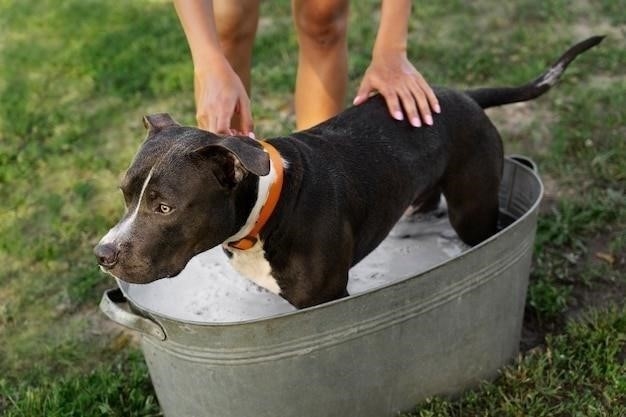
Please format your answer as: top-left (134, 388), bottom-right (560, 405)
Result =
top-left (120, 210), bottom-right (469, 323)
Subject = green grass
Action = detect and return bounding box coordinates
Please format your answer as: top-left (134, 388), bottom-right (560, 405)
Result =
top-left (1, 0), bottom-right (624, 415)
top-left (1, 351), bottom-right (161, 417)
top-left (404, 308), bottom-right (626, 417)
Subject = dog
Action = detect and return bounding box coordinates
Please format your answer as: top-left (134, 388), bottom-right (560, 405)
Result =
top-left (95, 36), bottom-right (602, 308)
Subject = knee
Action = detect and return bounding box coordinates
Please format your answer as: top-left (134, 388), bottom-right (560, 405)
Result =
top-left (293, 0), bottom-right (348, 49)
top-left (214, 0), bottom-right (259, 48)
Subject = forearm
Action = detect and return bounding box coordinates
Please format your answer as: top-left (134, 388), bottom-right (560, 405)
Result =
top-left (173, 0), bottom-right (225, 69)
top-left (373, 0), bottom-right (411, 56)
top-left (356, 0), bottom-right (438, 124)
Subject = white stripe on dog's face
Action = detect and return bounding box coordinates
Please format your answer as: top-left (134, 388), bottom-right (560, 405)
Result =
top-left (100, 166), bottom-right (155, 245)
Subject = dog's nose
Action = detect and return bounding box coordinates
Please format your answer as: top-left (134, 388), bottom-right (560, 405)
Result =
top-left (94, 243), bottom-right (119, 268)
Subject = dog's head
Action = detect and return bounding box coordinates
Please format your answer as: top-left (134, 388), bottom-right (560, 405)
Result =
top-left (94, 113), bottom-right (269, 284)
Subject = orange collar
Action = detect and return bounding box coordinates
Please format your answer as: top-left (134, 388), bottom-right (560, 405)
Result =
top-left (228, 141), bottom-right (284, 250)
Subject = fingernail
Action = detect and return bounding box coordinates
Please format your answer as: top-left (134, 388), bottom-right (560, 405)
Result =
top-left (393, 111), bottom-right (404, 121)
top-left (410, 117), bottom-right (421, 127)
top-left (425, 115), bottom-right (433, 126)
top-left (434, 104), bottom-right (441, 114)
top-left (353, 96), bottom-right (360, 105)
top-left (248, 132), bottom-right (256, 140)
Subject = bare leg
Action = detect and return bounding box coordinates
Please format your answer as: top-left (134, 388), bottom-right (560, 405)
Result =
top-left (212, 0), bottom-right (260, 130)
top-left (292, 0), bottom-right (349, 130)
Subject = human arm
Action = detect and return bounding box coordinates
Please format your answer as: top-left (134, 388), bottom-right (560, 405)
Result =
top-left (173, 0), bottom-right (254, 135)
top-left (353, 0), bottom-right (440, 127)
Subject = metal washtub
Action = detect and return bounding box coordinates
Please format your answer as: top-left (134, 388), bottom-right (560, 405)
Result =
top-left (100, 156), bottom-right (543, 417)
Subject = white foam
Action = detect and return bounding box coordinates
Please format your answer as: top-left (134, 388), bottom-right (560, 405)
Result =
top-left (120, 211), bottom-right (468, 323)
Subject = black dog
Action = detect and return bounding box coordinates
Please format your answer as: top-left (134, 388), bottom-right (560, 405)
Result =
top-left (95, 36), bottom-right (602, 308)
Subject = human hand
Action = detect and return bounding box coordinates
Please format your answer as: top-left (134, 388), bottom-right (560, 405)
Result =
top-left (353, 51), bottom-right (440, 127)
top-left (194, 59), bottom-right (255, 137)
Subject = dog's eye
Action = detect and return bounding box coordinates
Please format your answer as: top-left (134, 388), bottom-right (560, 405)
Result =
top-left (157, 204), bottom-right (172, 214)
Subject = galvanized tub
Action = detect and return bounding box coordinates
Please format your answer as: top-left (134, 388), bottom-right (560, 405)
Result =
top-left (100, 156), bottom-right (543, 417)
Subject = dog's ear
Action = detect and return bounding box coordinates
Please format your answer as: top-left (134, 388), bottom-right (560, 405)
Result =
top-left (193, 136), bottom-right (270, 188)
top-left (216, 136), bottom-right (270, 177)
top-left (143, 113), bottom-right (180, 135)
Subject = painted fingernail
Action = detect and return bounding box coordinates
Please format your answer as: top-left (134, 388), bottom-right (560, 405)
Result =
top-left (425, 115), bottom-right (433, 126)
top-left (410, 117), bottom-right (422, 127)
top-left (248, 132), bottom-right (256, 139)
top-left (434, 104), bottom-right (441, 114)
top-left (393, 111), bottom-right (404, 121)
top-left (353, 96), bottom-right (360, 105)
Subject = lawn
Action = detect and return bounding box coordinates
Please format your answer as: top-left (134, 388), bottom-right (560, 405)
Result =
top-left (1, 0), bottom-right (624, 416)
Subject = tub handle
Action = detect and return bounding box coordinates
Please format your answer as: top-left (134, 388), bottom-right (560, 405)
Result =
top-left (508, 154), bottom-right (538, 173)
top-left (100, 288), bottom-right (166, 341)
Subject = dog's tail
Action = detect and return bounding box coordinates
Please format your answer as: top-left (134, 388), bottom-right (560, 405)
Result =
top-left (465, 35), bottom-right (604, 109)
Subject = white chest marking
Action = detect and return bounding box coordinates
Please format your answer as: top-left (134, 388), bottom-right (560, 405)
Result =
top-left (223, 150), bottom-right (286, 295)
top-left (228, 240), bottom-right (281, 294)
